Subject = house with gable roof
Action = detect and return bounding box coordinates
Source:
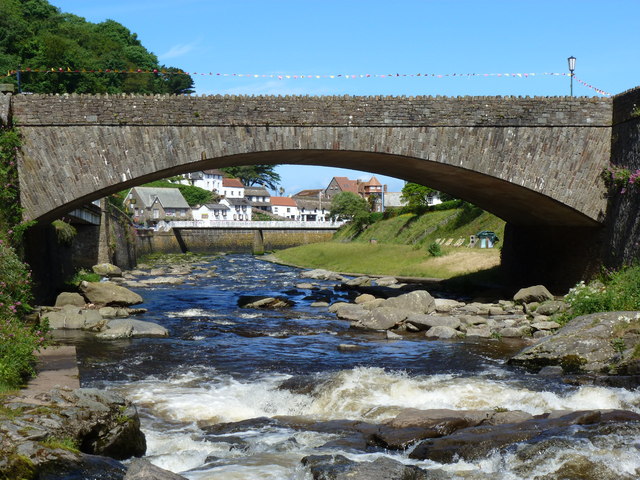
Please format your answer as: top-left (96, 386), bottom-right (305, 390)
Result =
top-left (323, 175), bottom-right (388, 212)
top-left (292, 189), bottom-right (328, 221)
top-left (270, 196), bottom-right (299, 220)
top-left (179, 169), bottom-right (225, 193)
top-left (221, 178), bottom-right (245, 198)
top-left (125, 186), bottom-right (192, 225)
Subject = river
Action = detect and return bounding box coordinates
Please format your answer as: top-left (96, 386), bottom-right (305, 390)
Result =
top-left (66, 254), bottom-right (640, 479)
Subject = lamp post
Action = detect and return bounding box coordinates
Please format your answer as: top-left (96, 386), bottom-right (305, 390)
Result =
top-left (567, 56), bottom-right (576, 97)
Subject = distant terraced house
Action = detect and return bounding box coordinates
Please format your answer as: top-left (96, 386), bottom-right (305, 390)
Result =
top-left (125, 187), bottom-right (192, 225)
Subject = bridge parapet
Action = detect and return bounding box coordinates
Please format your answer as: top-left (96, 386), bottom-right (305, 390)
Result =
top-left (11, 93), bottom-right (611, 127)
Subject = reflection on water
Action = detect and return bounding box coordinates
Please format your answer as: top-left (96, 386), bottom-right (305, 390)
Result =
top-left (71, 255), bottom-right (640, 479)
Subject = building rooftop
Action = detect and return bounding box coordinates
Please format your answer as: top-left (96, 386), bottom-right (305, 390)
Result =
top-left (222, 178), bottom-right (245, 188)
top-left (270, 196), bottom-right (298, 207)
top-left (131, 187), bottom-right (190, 209)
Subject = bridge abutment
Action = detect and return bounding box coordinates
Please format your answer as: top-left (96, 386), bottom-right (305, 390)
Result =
top-left (501, 224), bottom-right (604, 293)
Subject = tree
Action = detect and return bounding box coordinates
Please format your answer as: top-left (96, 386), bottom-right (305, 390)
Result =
top-left (220, 165), bottom-right (281, 190)
top-left (0, 1), bottom-right (194, 95)
top-left (329, 192), bottom-right (369, 222)
top-left (400, 183), bottom-right (439, 209)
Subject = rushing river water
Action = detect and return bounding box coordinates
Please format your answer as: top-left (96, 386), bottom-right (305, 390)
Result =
top-left (67, 254), bottom-right (640, 479)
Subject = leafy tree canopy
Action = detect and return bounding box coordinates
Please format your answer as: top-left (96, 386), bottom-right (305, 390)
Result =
top-left (329, 191), bottom-right (370, 222)
top-left (220, 165), bottom-right (281, 191)
top-left (141, 180), bottom-right (212, 206)
top-left (0, 0), bottom-right (194, 94)
top-left (400, 183), bottom-right (438, 208)
top-left (401, 182), bottom-right (457, 208)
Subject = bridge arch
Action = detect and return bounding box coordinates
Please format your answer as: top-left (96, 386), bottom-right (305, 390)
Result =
top-left (10, 93), bottom-right (611, 225)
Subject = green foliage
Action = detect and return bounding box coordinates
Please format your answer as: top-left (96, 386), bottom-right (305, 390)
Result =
top-left (65, 268), bottom-right (100, 289)
top-left (0, 126), bottom-right (47, 392)
top-left (400, 182), bottom-right (438, 209)
top-left (220, 165), bottom-right (281, 190)
top-left (427, 242), bottom-right (443, 257)
top-left (41, 436), bottom-right (80, 453)
top-left (51, 219), bottom-right (76, 246)
top-left (329, 192), bottom-right (370, 222)
top-left (561, 265), bottom-right (640, 324)
top-left (0, 0), bottom-right (193, 94)
top-left (141, 180), bottom-right (212, 206)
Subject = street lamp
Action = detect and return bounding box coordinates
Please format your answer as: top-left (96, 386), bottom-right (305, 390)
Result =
top-left (567, 56), bottom-right (576, 96)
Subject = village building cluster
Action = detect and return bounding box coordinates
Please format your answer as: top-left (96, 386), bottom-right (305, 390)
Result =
top-left (124, 169), bottom-right (440, 226)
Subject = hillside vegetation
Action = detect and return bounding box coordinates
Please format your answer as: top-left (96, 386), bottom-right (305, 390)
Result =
top-left (274, 204), bottom-right (506, 279)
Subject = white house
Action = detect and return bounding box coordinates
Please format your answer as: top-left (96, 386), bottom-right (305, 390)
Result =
top-left (221, 178), bottom-right (245, 198)
top-left (244, 186), bottom-right (271, 212)
top-left (192, 203), bottom-right (231, 221)
top-left (270, 197), bottom-right (299, 220)
top-left (178, 169), bottom-right (224, 193)
top-left (221, 197), bottom-right (252, 220)
top-left (125, 187), bottom-right (192, 225)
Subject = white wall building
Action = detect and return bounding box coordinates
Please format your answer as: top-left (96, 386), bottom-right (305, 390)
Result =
top-left (270, 197), bottom-right (299, 220)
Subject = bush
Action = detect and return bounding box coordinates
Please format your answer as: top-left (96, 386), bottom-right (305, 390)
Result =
top-left (427, 242), bottom-right (443, 257)
top-left (0, 317), bottom-right (46, 389)
top-left (561, 265), bottom-right (640, 323)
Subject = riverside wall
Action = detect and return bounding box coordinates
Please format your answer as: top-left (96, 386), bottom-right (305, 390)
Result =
top-left (135, 228), bottom-right (334, 255)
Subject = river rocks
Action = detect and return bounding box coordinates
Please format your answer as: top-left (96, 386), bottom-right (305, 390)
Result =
top-left (408, 409), bottom-right (640, 463)
top-left (124, 459), bottom-right (188, 480)
top-left (92, 263), bottom-right (123, 277)
top-left (328, 286), bottom-right (561, 340)
top-left (0, 387), bottom-right (146, 479)
top-left (239, 295), bottom-right (295, 309)
top-left (426, 325), bottom-right (461, 339)
top-left (301, 454), bottom-right (430, 480)
top-left (300, 269), bottom-right (344, 281)
top-left (384, 290), bottom-right (435, 314)
top-left (79, 281), bottom-right (143, 307)
top-left (513, 284), bottom-right (554, 304)
top-left (54, 291), bottom-right (86, 307)
top-left (97, 319), bottom-right (169, 339)
top-left (509, 311), bottom-right (640, 374)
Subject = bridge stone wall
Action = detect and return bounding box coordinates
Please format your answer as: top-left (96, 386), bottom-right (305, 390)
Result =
top-left (9, 94), bottom-right (612, 226)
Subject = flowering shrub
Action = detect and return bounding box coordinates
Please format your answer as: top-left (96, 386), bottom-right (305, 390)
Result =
top-left (561, 266), bottom-right (640, 324)
top-left (0, 126), bottom-right (48, 390)
top-left (602, 166), bottom-right (640, 195)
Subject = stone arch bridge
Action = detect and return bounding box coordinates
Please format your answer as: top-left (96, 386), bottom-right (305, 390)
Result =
top-left (3, 89), bottom-right (639, 290)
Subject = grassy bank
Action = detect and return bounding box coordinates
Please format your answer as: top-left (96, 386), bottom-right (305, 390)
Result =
top-left (273, 205), bottom-right (505, 280)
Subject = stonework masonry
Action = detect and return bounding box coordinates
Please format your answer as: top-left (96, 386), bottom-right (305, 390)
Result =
top-left (6, 89), bottom-right (640, 292)
top-left (6, 94), bottom-right (613, 226)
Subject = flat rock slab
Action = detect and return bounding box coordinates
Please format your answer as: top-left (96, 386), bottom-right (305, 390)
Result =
top-left (14, 346), bottom-right (79, 404)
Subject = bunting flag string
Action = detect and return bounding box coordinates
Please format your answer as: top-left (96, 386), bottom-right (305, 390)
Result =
top-left (3, 68), bottom-right (611, 96)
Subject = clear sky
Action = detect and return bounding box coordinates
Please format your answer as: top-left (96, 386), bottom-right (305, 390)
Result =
top-left (49, 0), bottom-right (640, 195)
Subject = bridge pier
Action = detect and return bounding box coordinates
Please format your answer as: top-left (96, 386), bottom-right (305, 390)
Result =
top-left (501, 224), bottom-right (603, 293)
top-left (252, 229), bottom-right (265, 255)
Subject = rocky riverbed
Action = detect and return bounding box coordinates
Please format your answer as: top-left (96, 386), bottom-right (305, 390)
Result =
top-left (8, 254), bottom-right (639, 479)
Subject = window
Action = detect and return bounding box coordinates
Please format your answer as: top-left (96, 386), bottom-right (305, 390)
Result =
top-left (202, 213), bottom-right (209, 219)
top-left (153, 209), bottom-right (159, 219)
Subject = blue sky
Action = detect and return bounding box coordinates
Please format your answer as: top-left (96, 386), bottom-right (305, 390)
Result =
top-left (49, 0), bottom-right (640, 195)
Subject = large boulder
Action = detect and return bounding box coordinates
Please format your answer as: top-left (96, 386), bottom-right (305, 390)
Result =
top-left (513, 285), bottom-right (554, 304)
top-left (0, 387), bottom-right (146, 478)
top-left (406, 314), bottom-right (461, 331)
top-left (301, 455), bottom-right (430, 480)
top-left (92, 263), bottom-right (123, 277)
top-left (383, 290), bottom-right (436, 314)
top-left (97, 319), bottom-right (168, 339)
top-left (54, 292), bottom-right (86, 307)
top-left (79, 281), bottom-right (143, 307)
top-left (509, 311), bottom-right (640, 374)
top-left (352, 307), bottom-right (408, 330)
top-left (125, 459), bottom-right (187, 479)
